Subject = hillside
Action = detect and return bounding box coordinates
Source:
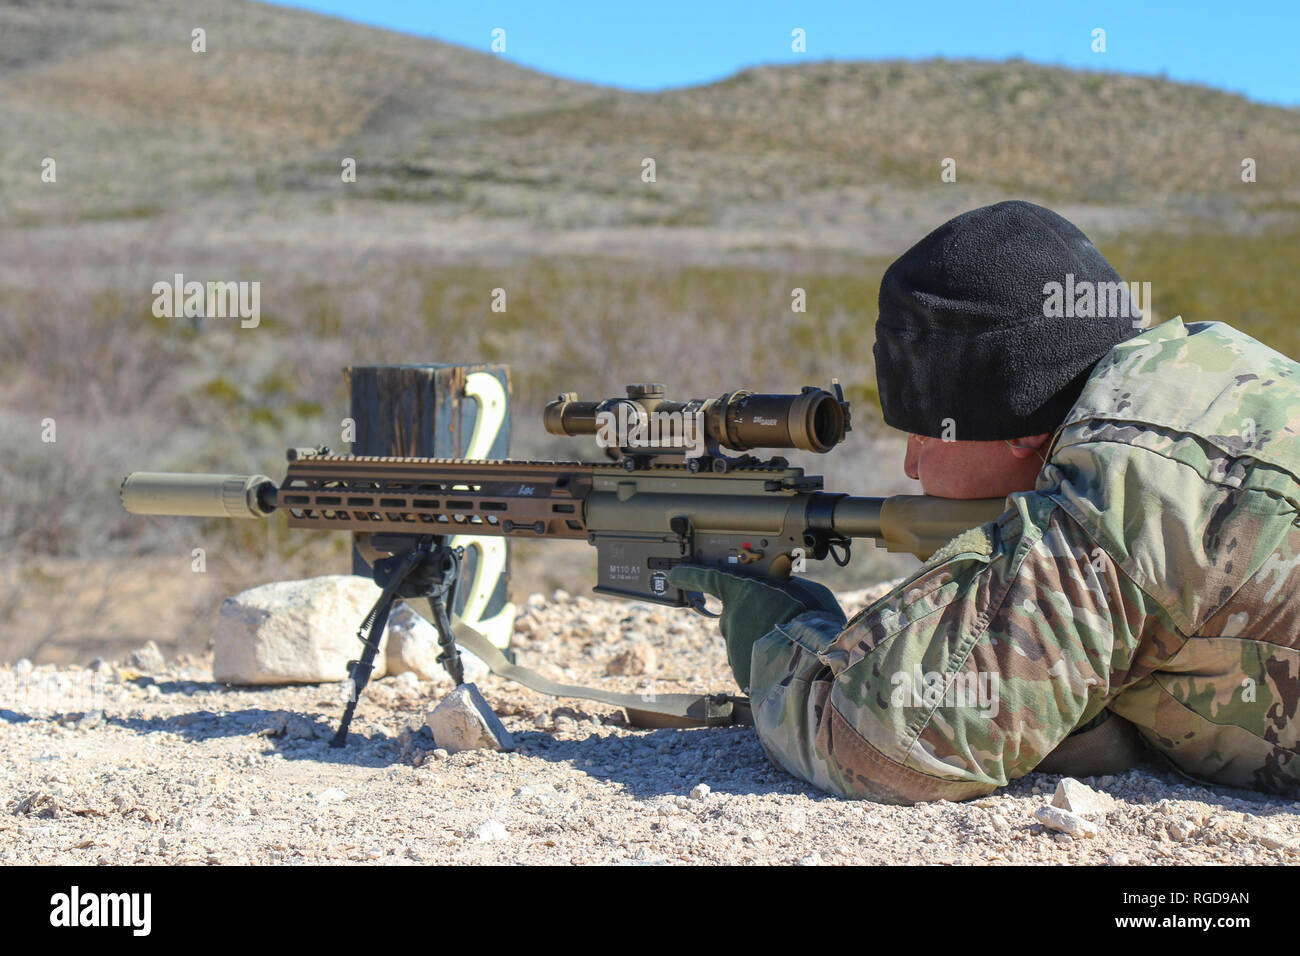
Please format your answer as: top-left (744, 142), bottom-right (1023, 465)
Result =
top-left (3, 0), bottom-right (1298, 229)
top-left (0, 0), bottom-right (602, 222)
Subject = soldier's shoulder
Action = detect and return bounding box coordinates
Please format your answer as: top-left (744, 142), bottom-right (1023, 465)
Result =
top-left (1062, 318), bottom-right (1300, 471)
top-left (1098, 318), bottom-right (1297, 383)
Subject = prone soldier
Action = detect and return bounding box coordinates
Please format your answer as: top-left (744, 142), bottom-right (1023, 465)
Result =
top-left (671, 200), bottom-right (1300, 802)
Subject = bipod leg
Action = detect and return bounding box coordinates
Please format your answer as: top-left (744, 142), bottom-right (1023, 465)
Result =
top-left (330, 545), bottom-right (425, 747)
top-left (429, 585), bottom-right (465, 686)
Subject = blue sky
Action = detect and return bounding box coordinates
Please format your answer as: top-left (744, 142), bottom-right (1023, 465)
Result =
top-left (269, 0), bottom-right (1300, 106)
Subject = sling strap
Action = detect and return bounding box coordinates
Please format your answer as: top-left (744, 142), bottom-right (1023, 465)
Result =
top-left (446, 613), bottom-right (752, 729)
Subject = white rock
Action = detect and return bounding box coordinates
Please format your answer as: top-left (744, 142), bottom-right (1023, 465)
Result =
top-left (1258, 833), bottom-right (1293, 851)
top-left (313, 788), bottom-right (349, 805)
top-left (384, 602), bottom-right (488, 683)
top-left (128, 641), bottom-right (167, 674)
top-left (1168, 819), bottom-right (1194, 842)
top-left (14, 659), bottom-right (32, 677)
top-left (424, 683), bottom-right (515, 754)
top-left (688, 783), bottom-right (711, 801)
top-left (213, 575), bottom-right (389, 685)
top-left (516, 783), bottom-right (557, 802)
top-left (1035, 805), bottom-right (1099, 838)
top-left (1109, 852), bottom-right (1130, 865)
top-left (1051, 777), bottom-right (1115, 818)
top-left (473, 820), bottom-right (508, 842)
top-left (283, 715), bottom-right (318, 740)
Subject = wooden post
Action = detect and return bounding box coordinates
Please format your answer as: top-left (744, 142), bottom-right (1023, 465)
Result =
top-left (345, 363), bottom-right (514, 648)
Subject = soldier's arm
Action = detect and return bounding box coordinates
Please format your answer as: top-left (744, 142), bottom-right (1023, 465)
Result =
top-left (747, 491), bottom-right (1167, 803)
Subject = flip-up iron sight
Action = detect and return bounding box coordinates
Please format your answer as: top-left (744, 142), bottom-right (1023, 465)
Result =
top-left (544, 382), bottom-right (851, 472)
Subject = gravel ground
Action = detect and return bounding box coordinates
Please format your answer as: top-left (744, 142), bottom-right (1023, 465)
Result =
top-left (3, 587), bottom-right (1298, 866)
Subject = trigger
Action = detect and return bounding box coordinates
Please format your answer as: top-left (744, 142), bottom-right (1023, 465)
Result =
top-left (685, 590), bottom-right (719, 618)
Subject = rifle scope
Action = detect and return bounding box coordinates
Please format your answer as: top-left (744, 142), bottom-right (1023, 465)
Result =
top-left (544, 384), bottom-right (850, 454)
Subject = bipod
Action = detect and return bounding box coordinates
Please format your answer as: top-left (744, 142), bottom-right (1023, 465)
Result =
top-left (330, 535), bottom-right (465, 747)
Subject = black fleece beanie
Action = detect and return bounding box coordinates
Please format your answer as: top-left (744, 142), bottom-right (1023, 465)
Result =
top-left (873, 200), bottom-right (1140, 441)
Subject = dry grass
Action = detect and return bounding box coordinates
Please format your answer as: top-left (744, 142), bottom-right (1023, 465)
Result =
top-left (1099, 228), bottom-right (1300, 357)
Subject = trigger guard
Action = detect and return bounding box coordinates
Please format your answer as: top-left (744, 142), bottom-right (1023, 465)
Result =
top-left (685, 590), bottom-right (720, 618)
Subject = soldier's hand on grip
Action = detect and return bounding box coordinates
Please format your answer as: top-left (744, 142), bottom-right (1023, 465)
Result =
top-left (666, 564), bottom-right (844, 693)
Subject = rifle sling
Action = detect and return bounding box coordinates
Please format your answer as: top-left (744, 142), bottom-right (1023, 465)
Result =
top-left (448, 616), bottom-right (752, 729)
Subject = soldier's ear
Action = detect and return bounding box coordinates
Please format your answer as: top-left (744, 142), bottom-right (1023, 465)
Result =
top-left (1006, 433), bottom-right (1051, 459)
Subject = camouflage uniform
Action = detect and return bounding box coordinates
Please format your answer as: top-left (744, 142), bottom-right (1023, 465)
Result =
top-left (751, 317), bottom-right (1300, 802)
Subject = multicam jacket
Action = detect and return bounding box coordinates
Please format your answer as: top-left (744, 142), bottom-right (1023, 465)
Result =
top-left (751, 317), bottom-right (1300, 802)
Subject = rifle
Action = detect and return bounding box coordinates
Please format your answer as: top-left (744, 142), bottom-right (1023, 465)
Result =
top-left (120, 383), bottom-right (1004, 742)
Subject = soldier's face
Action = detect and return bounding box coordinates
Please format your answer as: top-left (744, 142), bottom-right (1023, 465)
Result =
top-left (904, 432), bottom-right (1049, 499)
